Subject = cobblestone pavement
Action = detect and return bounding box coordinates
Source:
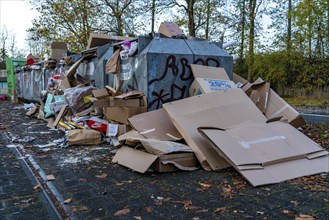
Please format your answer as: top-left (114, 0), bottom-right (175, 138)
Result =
top-left (0, 100), bottom-right (329, 220)
top-left (0, 134), bottom-right (60, 220)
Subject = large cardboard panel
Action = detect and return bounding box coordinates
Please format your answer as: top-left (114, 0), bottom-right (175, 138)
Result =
top-left (128, 108), bottom-right (183, 141)
top-left (163, 89), bottom-right (267, 171)
top-left (199, 122), bottom-right (329, 186)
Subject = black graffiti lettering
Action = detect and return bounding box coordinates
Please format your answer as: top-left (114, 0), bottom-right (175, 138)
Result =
top-left (171, 84), bottom-right (186, 101)
top-left (206, 58), bottom-right (220, 67)
top-left (148, 89), bottom-right (170, 109)
top-left (148, 55), bottom-right (178, 86)
top-left (180, 58), bottom-right (193, 81)
top-left (193, 58), bottom-right (206, 65)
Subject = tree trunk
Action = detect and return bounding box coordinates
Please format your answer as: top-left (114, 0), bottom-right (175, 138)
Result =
top-left (240, 0), bottom-right (246, 61)
top-left (287, 0), bottom-right (292, 56)
top-left (187, 0), bottom-right (196, 37)
top-left (205, 0), bottom-right (210, 39)
top-left (248, 0), bottom-right (256, 82)
top-left (151, 0), bottom-right (155, 33)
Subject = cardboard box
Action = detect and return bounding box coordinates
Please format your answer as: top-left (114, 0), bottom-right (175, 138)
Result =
top-left (199, 121), bottom-right (329, 186)
top-left (51, 42), bottom-right (67, 59)
top-left (128, 108), bottom-right (182, 141)
top-left (189, 64), bottom-right (236, 96)
top-left (87, 117), bottom-right (108, 132)
top-left (112, 146), bottom-right (197, 173)
top-left (163, 89), bottom-right (267, 171)
top-left (104, 96), bottom-right (147, 124)
top-left (158, 22), bottom-right (184, 37)
top-left (232, 73), bottom-right (252, 95)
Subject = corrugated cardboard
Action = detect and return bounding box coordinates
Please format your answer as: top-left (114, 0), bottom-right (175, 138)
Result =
top-left (232, 73), bottom-right (252, 95)
top-left (51, 42), bottom-right (67, 59)
top-left (112, 146), bottom-right (197, 173)
top-left (87, 33), bottom-right (135, 49)
top-left (158, 22), bottom-right (183, 37)
top-left (92, 88), bottom-right (109, 99)
top-left (249, 81), bottom-right (270, 114)
top-left (151, 153), bottom-right (197, 172)
top-left (112, 146), bottom-right (158, 173)
top-left (128, 108), bottom-right (182, 141)
top-left (104, 96), bottom-right (147, 124)
top-left (198, 121), bottom-right (329, 186)
top-left (189, 64), bottom-right (236, 96)
top-left (53, 105), bottom-right (68, 127)
top-left (93, 97), bottom-right (141, 108)
top-left (190, 64), bottom-right (230, 80)
top-left (254, 78), bottom-right (306, 127)
top-left (163, 89), bottom-right (267, 171)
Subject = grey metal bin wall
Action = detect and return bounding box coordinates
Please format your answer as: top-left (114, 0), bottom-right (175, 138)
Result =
top-left (108, 36), bottom-right (233, 111)
top-left (77, 44), bottom-right (112, 88)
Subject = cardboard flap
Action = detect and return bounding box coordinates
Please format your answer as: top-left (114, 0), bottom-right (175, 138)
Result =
top-left (190, 64), bottom-right (230, 80)
top-left (92, 88), bottom-right (109, 99)
top-left (115, 91), bottom-right (144, 99)
top-left (198, 121), bottom-right (329, 186)
top-left (128, 108), bottom-right (183, 141)
top-left (112, 146), bottom-right (158, 173)
top-left (250, 81), bottom-right (270, 114)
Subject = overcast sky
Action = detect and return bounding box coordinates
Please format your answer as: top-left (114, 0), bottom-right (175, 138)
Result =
top-left (0, 0), bottom-right (39, 51)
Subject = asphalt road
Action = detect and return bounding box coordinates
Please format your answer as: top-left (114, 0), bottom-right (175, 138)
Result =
top-left (1, 100), bottom-right (328, 220)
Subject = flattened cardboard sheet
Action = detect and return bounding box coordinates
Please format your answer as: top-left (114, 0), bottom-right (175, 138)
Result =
top-left (128, 108), bottom-right (182, 141)
top-left (199, 121), bottom-right (329, 186)
top-left (112, 146), bottom-right (158, 173)
top-left (163, 89), bottom-right (267, 171)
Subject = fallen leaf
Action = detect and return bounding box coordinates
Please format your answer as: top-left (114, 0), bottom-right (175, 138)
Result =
top-left (79, 206), bottom-right (89, 211)
top-left (116, 183), bottom-right (124, 186)
top-left (134, 216), bottom-right (142, 220)
top-left (295, 214), bottom-right (315, 220)
top-left (33, 184), bottom-right (41, 190)
top-left (114, 206), bottom-right (130, 216)
top-left (195, 209), bottom-right (209, 214)
top-left (145, 207), bottom-right (153, 213)
top-left (95, 173), bottom-right (108, 179)
top-left (64, 198), bottom-right (72, 204)
top-left (214, 207), bottom-right (228, 213)
top-left (198, 182), bottom-right (212, 189)
top-left (46, 175), bottom-right (56, 181)
top-left (221, 185), bottom-right (233, 198)
top-left (79, 178), bottom-right (87, 182)
top-left (283, 210), bottom-right (290, 214)
top-left (324, 198), bottom-right (329, 203)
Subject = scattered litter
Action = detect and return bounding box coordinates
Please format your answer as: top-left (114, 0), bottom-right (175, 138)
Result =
top-left (35, 143), bottom-right (56, 148)
top-left (46, 175), bottom-right (56, 181)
